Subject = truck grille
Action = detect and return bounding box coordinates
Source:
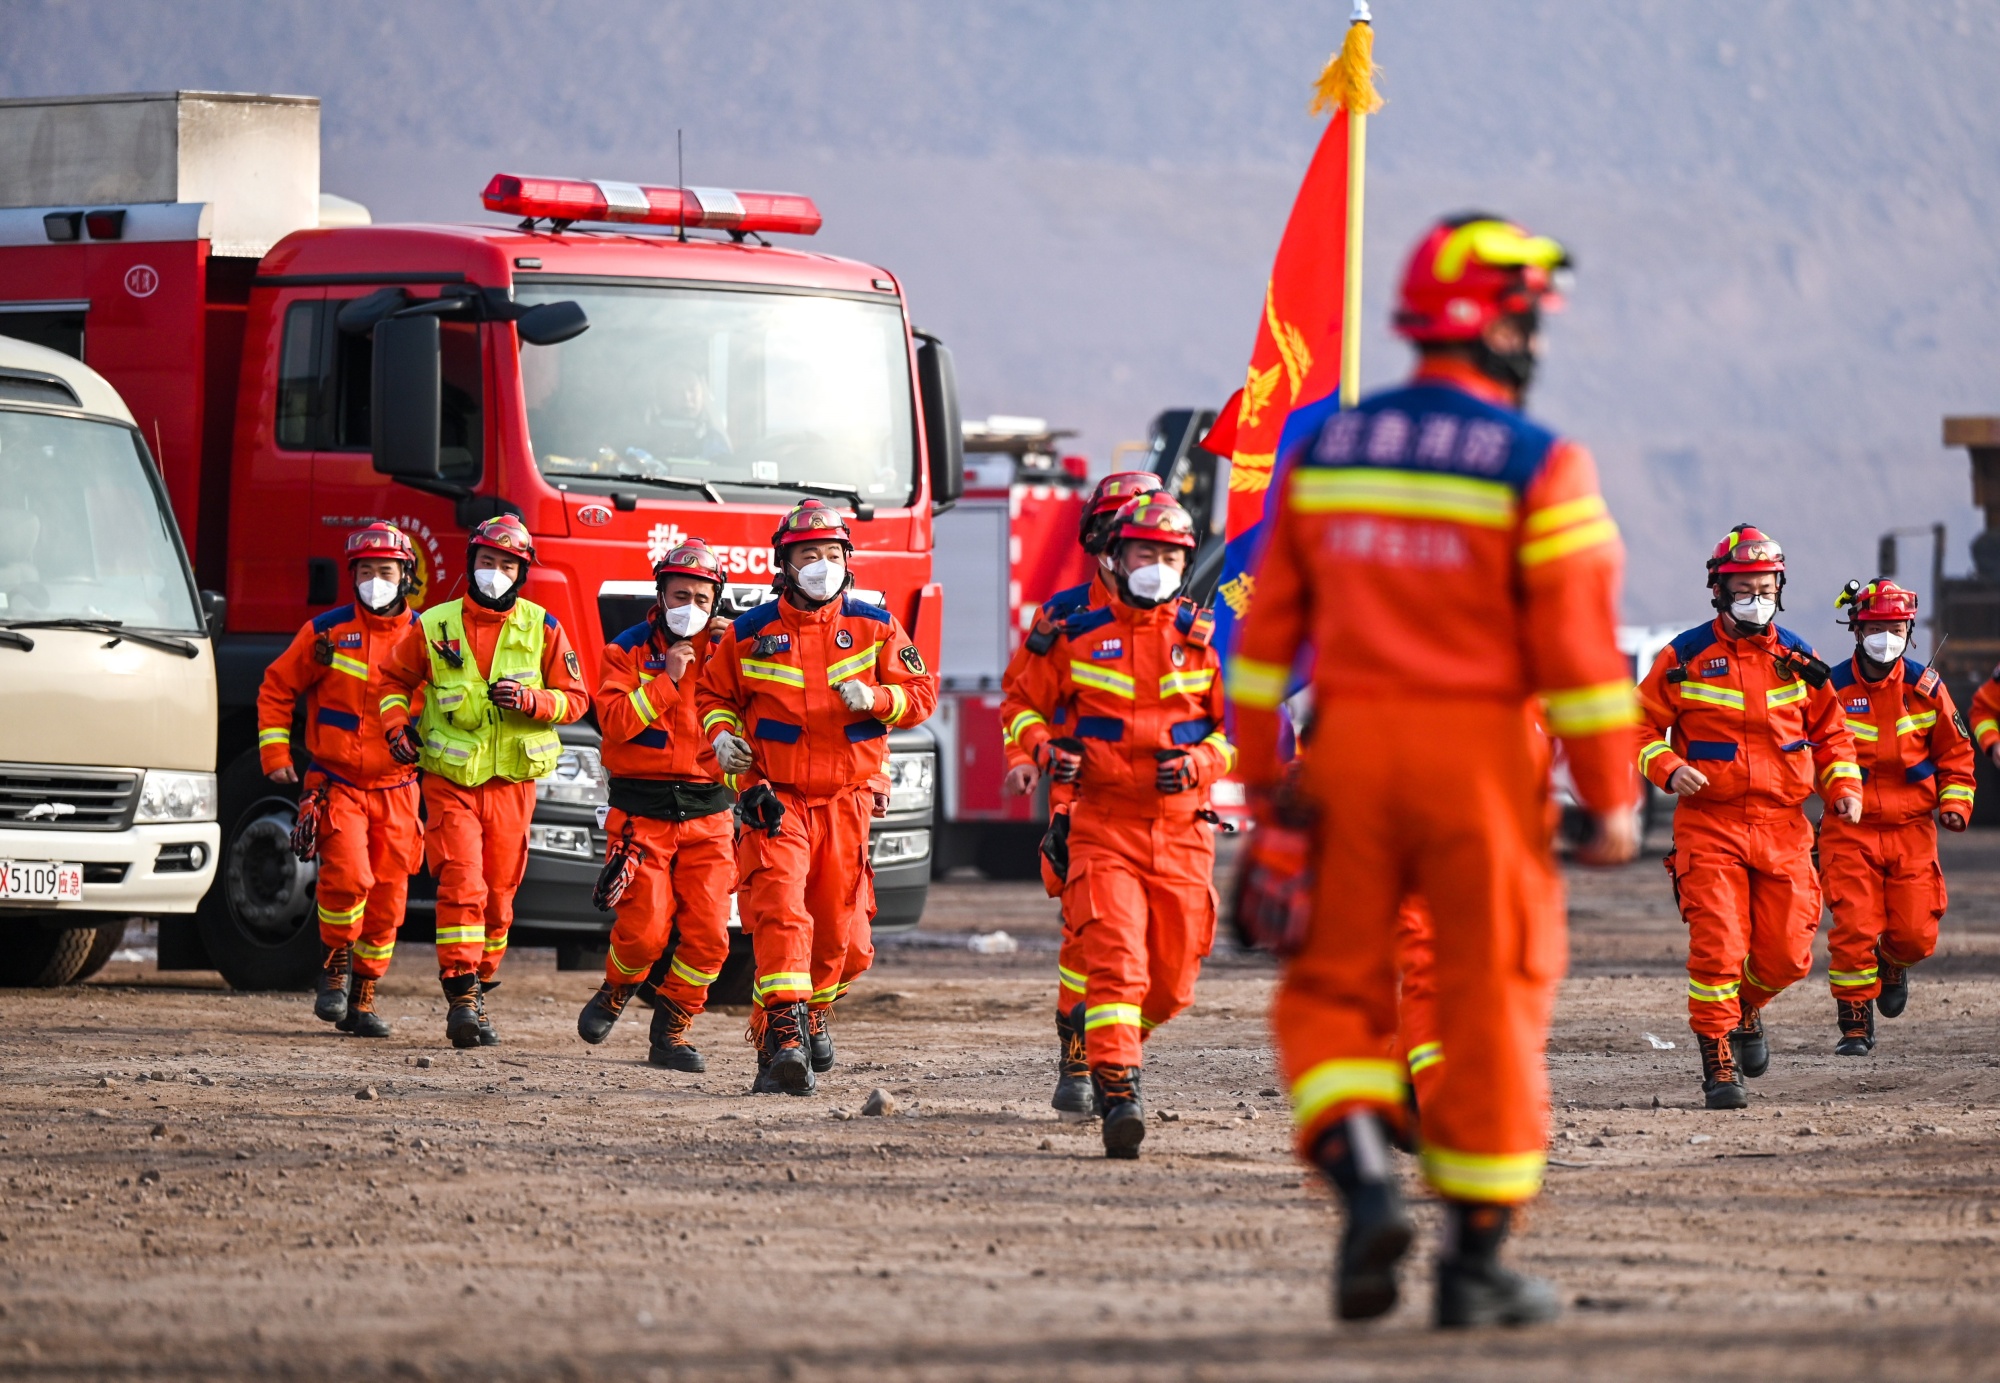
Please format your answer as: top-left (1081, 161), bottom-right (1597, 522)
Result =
top-left (0, 764), bottom-right (141, 831)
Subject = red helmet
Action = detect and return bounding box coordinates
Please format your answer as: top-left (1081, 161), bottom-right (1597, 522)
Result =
top-left (771, 499), bottom-right (853, 553)
top-left (1394, 213), bottom-right (1571, 344)
top-left (345, 521), bottom-right (415, 567)
top-left (1706, 523), bottom-right (1785, 581)
top-left (1106, 492), bottom-right (1198, 551)
top-left (1080, 471), bottom-right (1164, 551)
top-left (468, 513), bottom-right (536, 566)
top-left (1837, 578), bottom-right (1919, 626)
top-left (652, 536), bottom-right (725, 590)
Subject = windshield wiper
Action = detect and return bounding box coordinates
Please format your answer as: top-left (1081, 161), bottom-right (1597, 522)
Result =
top-left (599, 474), bottom-right (725, 505)
top-left (718, 478), bottom-right (877, 521)
top-left (0, 630), bottom-right (31, 652)
top-left (1, 618), bottom-right (198, 659)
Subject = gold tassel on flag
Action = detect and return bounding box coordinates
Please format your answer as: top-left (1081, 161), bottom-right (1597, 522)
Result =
top-left (1310, 6), bottom-right (1384, 118)
top-left (1310, 3), bottom-right (1382, 408)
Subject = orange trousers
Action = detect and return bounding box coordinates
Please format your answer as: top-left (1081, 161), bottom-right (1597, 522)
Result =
top-left (312, 776), bottom-right (423, 980)
top-left (1819, 816), bottom-right (1944, 1001)
top-left (738, 784), bottom-right (875, 1010)
top-left (1273, 698), bottom-right (1563, 1207)
top-left (1394, 898), bottom-right (1443, 1109)
top-left (424, 776), bottom-right (535, 981)
top-left (1671, 805), bottom-right (1820, 1037)
top-left (602, 807), bottom-right (736, 1013)
top-left (1060, 805), bottom-right (1217, 1068)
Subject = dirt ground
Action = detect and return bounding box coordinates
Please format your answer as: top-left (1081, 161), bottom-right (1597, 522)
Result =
top-left (4, 827), bottom-right (2000, 1382)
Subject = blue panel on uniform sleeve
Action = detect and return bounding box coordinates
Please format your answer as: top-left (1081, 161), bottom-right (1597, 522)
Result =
top-left (634, 728), bottom-right (669, 749)
top-left (844, 720), bottom-right (888, 742)
top-left (1668, 622), bottom-right (1719, 669)
top-left (1169, 717), bottom-right (1215, 746)
top-left (1076, 716), bottom-right (1125, 741)
top-left (312, 604), bottom-right (356, 634)
top-left (733, 601), bottom-right (784, 639)
top-left (1906, 759), bottom-right (1937, 783)
top-left (613, 621), bottom-right (654, 651)
top-left (545, 611), bottom-right (559, 628)
top-left (1685, 740), bottom-right (1738, 761)
top-left (753, 718), bottom-right (802, 743)
top-left (841, 596), bottom-right (893, 624)
top-left (1041, 583), bottom-right (1092, 620)
top-left (1829, 660), bottom-right (1857, 691)
top-left (1062, 606), bottom-right (1116, 638)
top-left (316, 706), bottom-right (361, 732)
top-left (1774, 625), bottom-right (1814, 656)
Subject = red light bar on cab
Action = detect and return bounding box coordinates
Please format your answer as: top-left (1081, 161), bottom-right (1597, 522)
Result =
top-left (481, 174), bottom-right (822, 236)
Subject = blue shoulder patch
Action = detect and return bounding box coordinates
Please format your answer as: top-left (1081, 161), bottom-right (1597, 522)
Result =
top-left (1774, 625), bottom-right (1813, 656)
top-left (612, 620), bottom-right (654, 652)
top-left (1040, 582), bottom-right (1093, 620)
top-left (733, 600), bottom-right (784, 638)
top-left (1902, 656), bottom-right (1928, 684)
top-left (1668, 621), bottom-right (1719, 668)
top-left (1061, 605), bottom-right (1116, 639)
top-left (841, 595), bottom-right (893, 625)
top-left (1829, 658), bottom-right (1858, 691)
top-left (544, 611), bottom-right (559, 629)
top-left (1174, 601), bottom-right (1198, 635)
top-left (311, 604), bottom-right (356, 633)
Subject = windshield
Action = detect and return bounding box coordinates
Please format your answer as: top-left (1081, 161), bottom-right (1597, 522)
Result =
top-left (0, 410), bottom-right (202, 632)
top-left (516, 283), bottom-right (915, 504)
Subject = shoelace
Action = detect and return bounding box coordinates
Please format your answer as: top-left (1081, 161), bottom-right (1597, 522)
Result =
top-left (1096, 1067), bottom-right (1139, 1103)
top-left (808, 1009), bottom-right (828, 1039)
top-left (323, 949), bottom-right (351, 985)
top-left (350, 979), bottom-right (376, 1012)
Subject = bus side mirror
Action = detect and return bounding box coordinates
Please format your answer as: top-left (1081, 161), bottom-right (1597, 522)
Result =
top-left (371, 313), bottom-right (442, 482)
top-left (915, 333), bottom-right (963, 511)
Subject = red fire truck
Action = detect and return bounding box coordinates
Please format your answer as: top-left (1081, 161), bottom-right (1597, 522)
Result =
top-left (0, 91), bottom-right (956, 991)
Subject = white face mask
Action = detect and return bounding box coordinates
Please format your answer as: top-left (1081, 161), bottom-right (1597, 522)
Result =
top-left (1862, 629), bottom-right (1907, 664)
top-left (1729, 595), bottom-right (1776, 629)
top-left (793, 558), bottom-right (843, 601)
top-left (473, 567), bottom-right (516, 600)
top-left (356, 577), bottom-right (400, 612)
top-left (1125, 561), bottom-right (1182, 603)
top-left (661, 602), bottom-right (707, 639)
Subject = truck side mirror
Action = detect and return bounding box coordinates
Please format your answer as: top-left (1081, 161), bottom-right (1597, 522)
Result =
top-left (199, 589), bottom-right (226, 635)
top-left (516, 300), bottom-right (589, 346)
top-left (915, 334), bottom-right (963, 511)
top-left (371, 313), bottom-right (442, 482)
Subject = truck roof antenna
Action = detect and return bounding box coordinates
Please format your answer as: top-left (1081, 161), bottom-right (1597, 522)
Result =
top-left (677, 129), bottom-right (687, 243)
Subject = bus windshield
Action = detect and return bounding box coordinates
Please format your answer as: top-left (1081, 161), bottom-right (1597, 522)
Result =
top-left (516, 283), bottom-right (915, 505)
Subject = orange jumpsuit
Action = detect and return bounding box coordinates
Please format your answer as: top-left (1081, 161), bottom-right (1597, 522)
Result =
top-left (1819, 654), bottom-right (1973, 1000)
top-left (257, 602), bottom-right (425, 980)
top-left (1231, 359), bottom-right (1639, 1206)
top-left (1006, 596), bottom-right (1233, 1068)
top-left (1968, 669), bottom-right (2000, 764)
top-left (379, 601), bottom-right (587, 980)
top-left (697, 594), bottom-right (936, 1016)
top-left (1637, 620), bottom-right (1860, 1036)
top-left (595, 618), bottom-right (735, 1011)
top-left (999, 572), bottom-right (1116, 1015)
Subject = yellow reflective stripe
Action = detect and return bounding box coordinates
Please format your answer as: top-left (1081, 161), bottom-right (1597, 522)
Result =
top-left (670, 955), bottom-right (721, 987)
top-left (1848, 721), bottom-right (1881, 742)
top-left (1823, 761), bottom-right (1862, 784)
top-left (352, 939), bottom-right (395, 961)
top-left (723, 773), bottom-right (742, 792)
top-left (754, 971), bottom-right (811, 997)
top-left (1520, 493), bottom-right (1607, 537)
top-left (1939, 784), bottom-right (1975, 803)
top-left (1420, 1146), bottom-right (1546, 1202)
top-left (1290, 468), bottom-right (1516, 528)
top-left (1057, 963), bottom-right (1087, 993)
top-left (1406, 1041), bottom-right (1444, 1075)
top-left (1520, 517), bottom-right (1621, 568)
top-left (743, 659), bottom-right (806, 687)
top-left (379, 693), bottom-right (411, 715)
top-left (1202, 731), bottom-right (1238, 774)
top-left (1159, 668), bottom-right (1216, 697)
top-left (1541, 679), bottom-right (1640, 737)
top-left (316, 899), bottom-right (365, 927)
top-left (809, 985), bottom-right (841, 1004)
top-left (607, 946), bottom-right (651, 979)
top-left (543, 689), bottom-right (569, 722)
top-left (258, 727), bottom-right (291, 747)
top-left (1083, 1002), bottom-right (1142, 1031)
top-left (483, 935), bottom-right (508, 953)
top-left (329, 652), bottom-right (370, 680)
top-left (434, 926), bottom-right (484, 945)
top-left (1766, 681), bottom-right (1808, 708)
top-left (826, 644), bottom-right (883, 684)
top-left (1638, 739), bottom-right (1674, 770)
top-left (1680, 683), bottom-right (1745, 710)
top-left (1227, 655), bottom-right (1289, 709)
top-left (1687, 977), bottom-right (1740, 1002)
top-left (881, 682), bottom-right (908, 724)
top-left (1006, 709), bottom-right (1047, 743)
top-left (627, 686), bottom-right (658, 723)
top-left (701, 708), bottom-right (744, 734)
top-left (1829, 968), bottom-right (1878, 988)
top-left (1975, 717), bottom-right (1999, 741)
top-left (1290, 1058), bottom-right (1408, 1131)
top-left (1069, 662), bottom-right (1137, 698)
top-left (1897, 711), bottom-right (1937, 737)
top-left (1139, 1015), bottom-right (1161, 1032)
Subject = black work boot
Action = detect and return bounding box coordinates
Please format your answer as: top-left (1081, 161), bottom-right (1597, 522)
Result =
top-left (1051, 1003), bottom-right (1097, 1120)
top-left (1696, 1033), bottom-right (1747, 1110)
top-left (648, 996), bottom-right (706, 1072)
top-left (1875, 946), bottom-right (1910, 1018)
top-left (576, 981), bottom-right (638, 1045)
top-left (442, 973), bottom-right (485, 1050)
top-left (750, 1003), bottom-right (814, 1096)
top-left (1834, 997), bottom-right (1876, 1056)
top-left (1435, 1202), bottom-right (1560, 1329)
top-left (1314, 1111), bottom-right (1415, 1322)
top-left (336, 975), bottom-right (392, 1038)
top-left (1093, 1065), bottom-right (1145, 1159)
top-left (806, 1006), bottom-right (835, 1073)
top-left (1730, 1002), bottom-right (1770, 1079)
top-left (314, 944), bottom-right (352, 1024)
top-left (473, 978), bottom-right (499, 1045)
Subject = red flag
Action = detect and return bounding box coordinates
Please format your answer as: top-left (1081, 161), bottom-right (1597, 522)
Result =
top-left (1205, 108), bottom-right (1353, 541)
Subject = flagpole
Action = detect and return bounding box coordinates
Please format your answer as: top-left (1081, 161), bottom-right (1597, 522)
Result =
top-left (1316, 1), bottom-right (1382, 409)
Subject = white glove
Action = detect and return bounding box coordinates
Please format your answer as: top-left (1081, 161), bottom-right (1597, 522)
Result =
top-left (712, 731), bottom-right (754, 774)
top-left (837, 680), bottom-right (878, 713)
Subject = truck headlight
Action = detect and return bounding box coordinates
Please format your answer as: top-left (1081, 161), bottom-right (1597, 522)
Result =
top-left (871, 828), bottom-right (930, 865)
top-left (884, 751), bottom-right (934, 814)
top-left (527, 824), bottom-right (596, 859)
top-left (136, 770), bottom-right (217, 824)
top-left (537, 746), bottom-right (608, 806)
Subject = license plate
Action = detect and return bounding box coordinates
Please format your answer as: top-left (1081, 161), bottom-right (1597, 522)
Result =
top-left (0, 860), bottom-right (84, 902)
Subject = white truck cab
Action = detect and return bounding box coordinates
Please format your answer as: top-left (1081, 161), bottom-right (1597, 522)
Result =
top-left (0, 336), bottom-right (218, 984)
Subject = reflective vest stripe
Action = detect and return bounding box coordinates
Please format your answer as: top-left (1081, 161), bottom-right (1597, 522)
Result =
top-left (1766, 681), bottom-right (1808, 708)
top-left (1680, 683), bottom-right (1746, 710)
top-left (258, 727), bottom-right (291, 748)
top-left (1159, 668), bottom-right (1216, 696)
top-left (1542, 679), bottom-right (1640, 737)
top-left (1227, 655), bottom-right (1289, 709)
top-left (1289, 469), bottom-right (1516, 528)
top-left (1520, 516), bottom-right (1620, 568)
top-left (827, 644), bottom-right (882, 684)
top-left (1069, 663), bottom-right (1137, 698)
top-left (329, 652), bottom-right (370, 681)
top-left (743, 659), bottom-right (806, 687)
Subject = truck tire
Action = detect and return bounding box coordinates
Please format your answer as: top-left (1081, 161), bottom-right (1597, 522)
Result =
top-left (195, 754), bottom-right (321, 991)
top-left (708, 930), bottom-right (756, 1007)
top-left (973, 822), bottom-right (1045, 882)
top-left (0, 920), bottom-right (101, 987)
top-left (70, 918), bottom-right (129, 982)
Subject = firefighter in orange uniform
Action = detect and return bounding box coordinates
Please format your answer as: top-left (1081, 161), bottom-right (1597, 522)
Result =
top-left (1637, 525), bottom-right (1861, 1103)
top-left (257, 522), bottom-right (425, 1038)
top-left (1006, 492), bottom-right (1232, 1159)
top-left (574, 539), bottom-right (737, 1070)
top-left (1967, 665), bottom-right (2000, 771)
top-left (1819, 579), bottom-right (1973, 1052)
top-left (377, 515), bottom-right (588, 1048)
top-left (1231, 215), bottom-right (1638, 1327)
top-left (697, 500), bottom-right (937, 1094)
top-left (998, 470), bottom-right (1165, 1117)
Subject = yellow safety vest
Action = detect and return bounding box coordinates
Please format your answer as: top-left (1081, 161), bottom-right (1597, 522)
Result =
top-left (415, 598), bottom-right (566, 787)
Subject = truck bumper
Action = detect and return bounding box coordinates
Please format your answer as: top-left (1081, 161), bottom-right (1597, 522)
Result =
top-left (0, 823), bottom-right (220, 916)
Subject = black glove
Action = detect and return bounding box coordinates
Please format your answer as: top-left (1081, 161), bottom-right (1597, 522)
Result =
top-left (736, 782), bottom-right (786, 837)
top-left (385, 724), bottom-right (422, 766)
top-left (1039, 736), bottom-right (1085, 784)
top-left (1039, 809), bottom-right (1071, 885)
top-left (1155, 747), bottom-right (1197, 794)
top-left (289, 785), bottom-right (326, 862)
top-left (593, 826), bottom-right (643, 912)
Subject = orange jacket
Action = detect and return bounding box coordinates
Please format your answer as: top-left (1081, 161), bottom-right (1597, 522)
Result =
top-left (256, 602), bottom-right (422, 789)
top-left (377, 599), bottom-right (588, 733)
top-left (1005, 594), bottom-right (1234, 819)
top-left (999, 570), bottom-right (1116, 775)
top-left (1968, 670), bottom-right (2000, 755)
top-left (1637, 619), bottom-right (1860, 815)
top-left (1229, 361), bottom-right (1638, 814)
top-left (596, 617), bottom-right (723, 784)
top-left (696, 594), bottom-right (937, 797)
top-left (1828, 654), bottom-right (1974, 825)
